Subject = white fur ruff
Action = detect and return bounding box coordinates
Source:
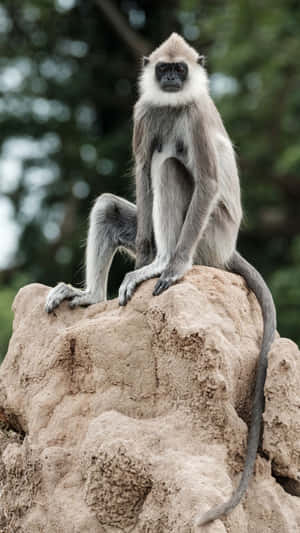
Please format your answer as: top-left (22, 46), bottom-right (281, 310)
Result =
top-left (139, 62), bottom-right (209, 107)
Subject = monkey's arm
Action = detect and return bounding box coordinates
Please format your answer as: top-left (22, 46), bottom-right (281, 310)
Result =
top-left (135, 163), bottom-right (155, 267)
top-left (118, 168), bottom-right (160, 305)
top-left (153, 115), bottom-right (218, 296)
top-left (118, 114), bottom-right (157, 306)
top-left (133, 114), bottom-right (155, 268)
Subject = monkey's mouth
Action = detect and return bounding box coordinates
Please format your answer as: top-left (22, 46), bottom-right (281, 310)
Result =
top-left (162, 85), bottom-right (181, 92)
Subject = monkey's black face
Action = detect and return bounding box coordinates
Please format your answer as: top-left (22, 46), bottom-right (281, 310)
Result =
top-left (155, 62), bottom-right (188, 92)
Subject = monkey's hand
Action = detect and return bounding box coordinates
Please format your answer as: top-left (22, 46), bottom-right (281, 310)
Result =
top-left (153, 259), bottom-right (190, 296)
top-left (119, 260), bottom-right (162, 306)
top-left (118, 270), bottom-right (144, 306)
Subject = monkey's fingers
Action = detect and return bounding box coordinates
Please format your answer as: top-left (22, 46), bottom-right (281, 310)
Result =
top-left (119, 289), bottom-right (133, 306)
top-left (119, 280), bottom-right (136, 306)
top-left (153, 278), bottom-right (173, 296)
top-left (119, 292), bottom-right (129, 306)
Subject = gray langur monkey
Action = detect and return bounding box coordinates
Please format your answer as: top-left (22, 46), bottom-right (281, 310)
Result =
top-left (45, 33), bottom-right (276, 526)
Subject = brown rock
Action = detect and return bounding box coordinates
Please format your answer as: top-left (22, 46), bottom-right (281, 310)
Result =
top-left (0, 266), bottom-right (299, 532)
top-left (263, 338), bottom-right (300, 484)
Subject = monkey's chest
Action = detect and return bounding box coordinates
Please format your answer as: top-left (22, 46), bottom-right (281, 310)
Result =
top-left (150, 140), bottom-right (193, 229)
top-left (151, 143), bottom-right (173, 188)
top-left (150, 139), bottom-right (187, 191)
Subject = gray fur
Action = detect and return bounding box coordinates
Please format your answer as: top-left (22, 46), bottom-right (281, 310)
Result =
top-left (118, 97), bottom-right (240, 304)
top-left (45, 34), bottom-right (277, 528)
top-left (196, 251), bottom-right (276, 526)
top-left (45, 194), bottom-right (137, 312)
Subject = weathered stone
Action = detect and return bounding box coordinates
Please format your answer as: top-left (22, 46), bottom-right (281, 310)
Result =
top-left (0, 266), bottom-right (299, 532)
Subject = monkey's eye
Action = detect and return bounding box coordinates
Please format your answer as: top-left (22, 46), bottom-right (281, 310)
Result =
top-left (157, 63), bottom-right (168, 74)
top-left (175, 63), bottom-right (187, 74)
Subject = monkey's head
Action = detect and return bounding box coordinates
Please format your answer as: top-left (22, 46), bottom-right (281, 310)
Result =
top-left (154, 61), bottom-right (188, 93)
top-left (139, 33), bottom-right (208, 106)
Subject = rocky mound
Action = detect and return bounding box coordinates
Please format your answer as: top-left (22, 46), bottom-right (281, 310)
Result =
top-left (0, 266), bottom-right (299, 532)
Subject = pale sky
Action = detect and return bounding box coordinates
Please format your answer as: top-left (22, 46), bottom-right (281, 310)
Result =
top-left (0, 135), bottom-right (62, 269)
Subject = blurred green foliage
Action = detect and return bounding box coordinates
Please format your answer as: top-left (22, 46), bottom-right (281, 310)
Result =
top-left (0, 287), bottom-right (14, 361)
top-left (0, 0), bottom-right (299, 362)
top-left (0, 273), bottom-right (30, 360)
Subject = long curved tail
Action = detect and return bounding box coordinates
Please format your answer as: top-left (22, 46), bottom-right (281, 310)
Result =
top-left (196, 251), bottom-right (276, 527)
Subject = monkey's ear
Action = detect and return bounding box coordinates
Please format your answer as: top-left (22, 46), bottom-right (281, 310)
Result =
top-left (197, 55), bottom-right (206, 66)
top-left (143, 56), bottom-right (150, 67)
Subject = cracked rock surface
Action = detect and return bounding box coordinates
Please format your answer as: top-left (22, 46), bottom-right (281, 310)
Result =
top-left (0, 266), bottom-right (299, 532)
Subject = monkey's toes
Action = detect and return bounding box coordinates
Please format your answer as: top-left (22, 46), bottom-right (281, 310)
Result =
top-left (45, 296), bottom-right (67, 313)
top-left (68, 293), bottom-right (97, 308)
top-left (119, 290), bottom-right (131, 306)
top-left (45, 301), bottom-right (56, 313)
top-left (153, 278), bottom-right (173, 296)
top-left (45, 290), bottom-right (65, 313)
top-left (45, 282), bottom-right (84, 313)
top-left (118, 283), bottom-right (136, 306)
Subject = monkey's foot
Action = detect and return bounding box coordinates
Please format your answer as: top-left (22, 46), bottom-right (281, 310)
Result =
top-left (68, 292), bottom-right (100, 309)
top-left (153, 269), bottom-right (181, 296)
top-left (152, 277), bottom-right (175, 296)
top-left (45, 283), bottom-right (99, 313)
top-left (119, 262), bottom-right (166, 305)
top-left (153, 261), bottom-right (189, 296)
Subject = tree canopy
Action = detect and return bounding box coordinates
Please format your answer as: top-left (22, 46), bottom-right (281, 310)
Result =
top-left (0, 0), bottom-right (299, 360)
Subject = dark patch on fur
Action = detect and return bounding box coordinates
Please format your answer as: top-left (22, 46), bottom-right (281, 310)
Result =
top-left (176, 138), bottom-right (186, 156)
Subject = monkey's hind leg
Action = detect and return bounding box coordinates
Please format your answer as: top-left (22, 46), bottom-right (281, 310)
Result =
top-left (45, 194), bottom-right (137, 313)
top-left (45, 282), bottom-right (85, 313)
